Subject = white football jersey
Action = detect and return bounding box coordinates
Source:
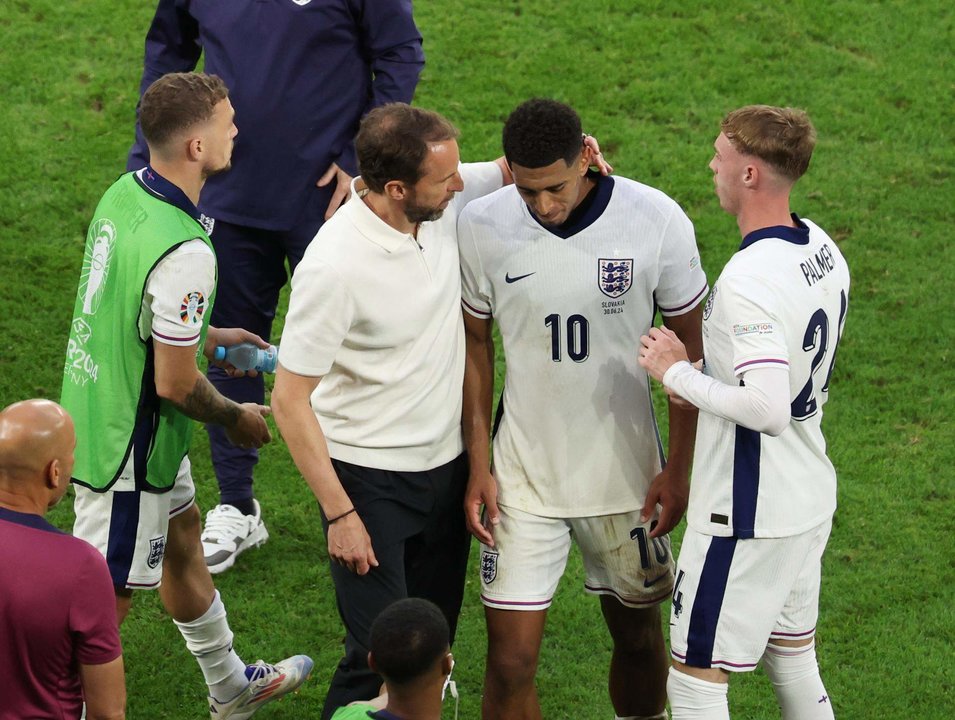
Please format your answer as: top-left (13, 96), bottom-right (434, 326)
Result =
top-left (459, 174), bottom-right (708, 516)
top-left (689, 216), bottom-right (850, 538)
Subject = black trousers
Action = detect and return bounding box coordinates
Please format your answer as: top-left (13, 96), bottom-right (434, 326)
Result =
top-left (320, 453), bottom-right (471, 719)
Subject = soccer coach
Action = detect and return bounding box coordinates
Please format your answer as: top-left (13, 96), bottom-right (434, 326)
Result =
top-left (272, 103), bottom-right (509, 718)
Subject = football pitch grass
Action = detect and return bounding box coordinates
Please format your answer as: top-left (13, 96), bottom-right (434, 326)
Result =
top-left (1, 1), bottom-right (952, 717)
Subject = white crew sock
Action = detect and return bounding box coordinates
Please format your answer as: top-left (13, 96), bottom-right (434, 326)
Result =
top-left (174, 590), bottom-right (248, 700)
top-left (763, 641), bottom-right (834, 719)
top-left (667, 666), bottom-right (729, 720)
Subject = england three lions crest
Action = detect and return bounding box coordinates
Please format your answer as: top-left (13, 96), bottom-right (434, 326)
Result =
top-left (481, 549), bottom-right (499, 584)
top-left (599, 258), bottom-right (633, 298)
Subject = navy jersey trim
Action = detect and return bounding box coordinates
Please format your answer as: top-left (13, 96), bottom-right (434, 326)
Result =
top-left (0, 506), bottom-right (63, 534)
top-left (732, 424), bottom-right (761, 538)
top-left (530, 170), bottom-right (614, 239)
top-left (739, 213), bottom-right (809, 250)
top-left (685, 536), bottom-right (738, 668)
top-left (134, 165), bottom-right (202, 221)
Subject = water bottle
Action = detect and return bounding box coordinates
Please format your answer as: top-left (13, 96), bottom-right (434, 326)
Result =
top-left (213, 343), bottom-right (278, 373)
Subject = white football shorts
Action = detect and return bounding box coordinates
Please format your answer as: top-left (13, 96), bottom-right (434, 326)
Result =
top-left (73, 455), bottom-right (196, 590)
top-left (479, 503), bottom-right (674, 611)
top-left (669, 518), bottom-right (832, 672)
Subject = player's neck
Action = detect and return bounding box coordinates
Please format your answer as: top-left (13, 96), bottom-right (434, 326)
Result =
top-left (0, 484), bottom-right (47, 517)
top-left (736, 194), bottom-right (795, 238)
top-left (384, 682), bottom-right (444, 720)
top-left (148, 159), bottom-right (203, 207)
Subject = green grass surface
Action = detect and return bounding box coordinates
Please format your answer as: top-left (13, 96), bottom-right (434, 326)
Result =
top-left (1, 0), bottom-right (953, 717)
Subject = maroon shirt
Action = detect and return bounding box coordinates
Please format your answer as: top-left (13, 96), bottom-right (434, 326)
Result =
top-left (0, 507), bottom-right (122, 719)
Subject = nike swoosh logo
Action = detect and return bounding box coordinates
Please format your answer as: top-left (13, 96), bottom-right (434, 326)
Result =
top-left (644, 573), bottom-right (669, 588)
top-left (505, 272), bottom-right (536, 284)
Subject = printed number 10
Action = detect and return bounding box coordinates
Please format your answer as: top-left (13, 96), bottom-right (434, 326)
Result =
top-left (544, 313), bottom-right (590, 362)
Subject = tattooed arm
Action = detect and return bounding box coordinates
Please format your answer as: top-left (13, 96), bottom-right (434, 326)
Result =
top-left (153, 341), bottom-right (271, 449)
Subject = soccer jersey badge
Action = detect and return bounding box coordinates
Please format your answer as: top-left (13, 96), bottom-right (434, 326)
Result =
top-left (180, 291), bottom-right (206, 324)
top-left (598, 258), bottom-right (633, 298)
top-left (147, 536), bottom-right (166, 569)
top-left (481, 549), bottom-right (499, 584)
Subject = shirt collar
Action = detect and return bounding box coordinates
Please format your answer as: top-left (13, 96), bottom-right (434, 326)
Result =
top-left (740, 213), bottom-right (810, 250)
top-left (134, 165), bottom-right (202, 222)
top-left (0, 506), bottom-right (63, 534)
top-left (347, 178), bottom-right (418, 253)
top-left (529, 170), bottom-right (614, 239)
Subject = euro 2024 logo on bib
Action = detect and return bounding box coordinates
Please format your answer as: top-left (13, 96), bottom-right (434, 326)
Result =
top-left (79, 219), bottom-right (116, 315)
top-left (598, 258), bottom-right (633, 299)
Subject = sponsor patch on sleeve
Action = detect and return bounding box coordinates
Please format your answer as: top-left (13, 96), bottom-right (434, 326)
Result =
top-left (733, 322), bottom-right (774, 337)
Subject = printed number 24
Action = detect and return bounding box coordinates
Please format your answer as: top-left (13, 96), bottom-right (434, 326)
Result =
top-left (791, 289), bottom-right (848, 420)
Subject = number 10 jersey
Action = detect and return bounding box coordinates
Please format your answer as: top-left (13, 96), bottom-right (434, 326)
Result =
top-left (458, 174), bottom-right (708, 517)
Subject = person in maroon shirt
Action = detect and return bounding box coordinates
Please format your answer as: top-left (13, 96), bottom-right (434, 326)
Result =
top-left (0, 399), bottom-right (125, 720)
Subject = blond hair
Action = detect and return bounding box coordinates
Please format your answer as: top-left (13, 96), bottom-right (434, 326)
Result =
top-left (721, 105), bottom-right (816, 181)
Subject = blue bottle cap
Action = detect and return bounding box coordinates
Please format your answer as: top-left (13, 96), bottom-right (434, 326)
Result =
top-left (213, 346), bottom-right (226, 361)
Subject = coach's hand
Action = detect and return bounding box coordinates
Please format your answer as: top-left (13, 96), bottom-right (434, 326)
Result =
top-left (641, 464), bottom-right (689, 538)
top-left (317, 162), bottom-right (353, 220)
top-left (465, 470), bottom-right (500, 547)
top-left (328, 511), bottom-right (378, 575)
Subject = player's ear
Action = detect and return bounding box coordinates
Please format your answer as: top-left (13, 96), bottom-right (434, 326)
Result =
top-left (367, 651), bottom-right (378, 674)
top-left (578, 145), bottom-right (593, 175)
top-left (383, 179), bottom-right (407, 201)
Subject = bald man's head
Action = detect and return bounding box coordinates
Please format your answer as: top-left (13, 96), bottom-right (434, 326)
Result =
top-left (0, 399), bottom-right (76, 511)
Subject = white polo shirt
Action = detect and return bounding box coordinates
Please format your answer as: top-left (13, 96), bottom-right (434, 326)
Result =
top-left (280, 162), bottom-right (503, 471)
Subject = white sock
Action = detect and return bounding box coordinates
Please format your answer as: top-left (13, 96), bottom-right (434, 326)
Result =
top-left (667, 666), bottom-right (729, 720)
top-left (174, 590), bottom-right (248, 700)
top-left (763, 641), bottom-right (834, 719)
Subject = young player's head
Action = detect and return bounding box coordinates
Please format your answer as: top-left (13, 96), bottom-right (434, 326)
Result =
top-left (368, 598), bottom-right (452, 690)
top-left (501, 99), bottom-right (594, 227)
top-left (357, 104), bottom-right (463, 223)
top-left (140, 72), bottom-right (236, 175)
top-left (720, 105), bottom-right (816, 182)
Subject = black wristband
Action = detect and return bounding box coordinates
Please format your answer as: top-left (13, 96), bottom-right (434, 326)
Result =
top-left (327, 507), bottom-right (357, 524)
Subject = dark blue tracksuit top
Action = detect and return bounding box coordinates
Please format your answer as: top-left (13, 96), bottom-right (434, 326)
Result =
top-left (127, 0), bottom-right (424, 231)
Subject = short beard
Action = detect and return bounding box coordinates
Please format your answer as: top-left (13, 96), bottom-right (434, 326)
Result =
top-left (404, 202), bottom-right (445, 224)
top-left (202, 160), bottom-right (232, 181)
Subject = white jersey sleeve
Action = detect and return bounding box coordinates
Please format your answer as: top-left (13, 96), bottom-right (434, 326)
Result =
top-left (458, 202), bottom-right (493, 318)
top-left (144, 239), bottom-right (215, 346)
top-left (454, 162), bottom-right (505, 209)
top-left (718, 271), bottom-right (790, 375)
top-left (654, 205), bottom-right (709, 316)
top-left (280, 252), bottom-right (354, 377)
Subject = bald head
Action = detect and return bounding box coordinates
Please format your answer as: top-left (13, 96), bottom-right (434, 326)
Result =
top-left (0, 399), bottom-right (76, 513)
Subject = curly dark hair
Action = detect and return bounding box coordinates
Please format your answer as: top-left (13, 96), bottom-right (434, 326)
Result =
top-left (370, 598), bottom-right (449, 686)
top-left (502, 98), bottom-right (582, 169)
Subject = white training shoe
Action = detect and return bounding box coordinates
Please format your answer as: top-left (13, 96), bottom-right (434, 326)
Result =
top-left (208, 655), bottom-right (314, 719)
top-left (201, 500), bottom-right (269, 574)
